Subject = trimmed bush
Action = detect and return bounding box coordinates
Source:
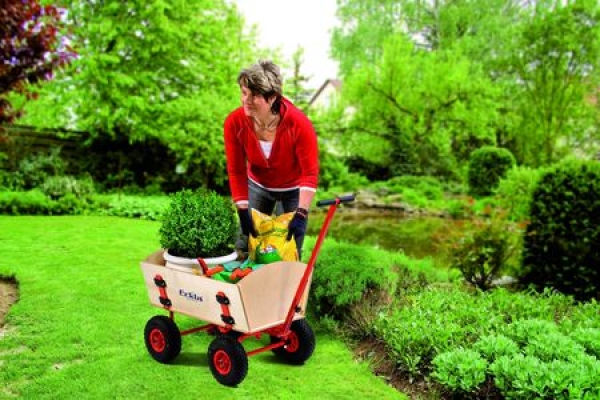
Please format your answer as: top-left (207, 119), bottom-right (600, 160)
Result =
top-left (159, 189), bottom-right (237, 258)
top-left (468, 146), bottom-right (516, 197)
top-left (431, 349), bottom-right (488, 394)
top-left (521, 159), bottom-right (600, 301)
top-left (308, 239), bottom-right (398, 321)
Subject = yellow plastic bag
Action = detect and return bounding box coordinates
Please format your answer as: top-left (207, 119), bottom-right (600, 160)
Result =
top-left (248, 209), bottom-right (298, 263)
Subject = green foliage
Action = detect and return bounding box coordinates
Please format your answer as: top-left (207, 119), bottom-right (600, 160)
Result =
top-left (308, 239), bottom-right (398, 320)
top-left (445, 208), bottom-right (524, 290)
top-left (489, 353), bottom-right (600, 399)
top-left (370, 175), bottom-right (444, 201)
top-left (524, 331), bottom-right (585, 362)
top-left (502, 317), bottom-right (560, 346)
top-left (521, 159), bottom-right (600, 301)
top-left (468, 146), bottom-right (516, 197)
top-left (445, 198), bottom-right (473, 219)
top-left (40, 175), bottom-right (96, 201)
top-left (494, 165), bottom-right (547, 221)
top-left (0, 190), bottom-right (88, 215)
top-left (570, 327), bottom-right (600, 358)
top-left (431, 349), bottom-right (488, 394)
top-left (373, 287), bottom-right (600, 381)
top-left (20, 0), bottom-right (257, 189)
top-left (11, 148), bottom-right (66, 190)
top-left (94, 194), bottom-right (169, 220)
top-left (318, 145), bottom-right (368, 192)
top-left (473, 335), bottom-right (520, 362)
top-left (159, 189), bottom-right (237, 258)
top-left (342, 35), bottom-right (497, 179)
top-left (375, 288), bottom-right (503, 377)
top-left (509, 1), bottom-right (600, 166)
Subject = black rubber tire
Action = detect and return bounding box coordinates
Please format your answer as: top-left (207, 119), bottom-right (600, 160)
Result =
top-left (270, 319), bottom-right (316, 364)
top-left (208, 335), bottom-right (248, 386)
top-left (144, 315), bottom-right (181, 364)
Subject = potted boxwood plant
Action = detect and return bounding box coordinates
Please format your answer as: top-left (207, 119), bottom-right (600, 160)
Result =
top-left (159, 189), bottom-right (238, 270)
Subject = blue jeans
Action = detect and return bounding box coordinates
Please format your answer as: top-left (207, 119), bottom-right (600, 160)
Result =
top-left (236, 180), bottom-right (306, 259)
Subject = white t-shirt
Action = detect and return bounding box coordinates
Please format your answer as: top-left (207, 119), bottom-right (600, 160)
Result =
top-left (259, 140), bottom-right (273, 159)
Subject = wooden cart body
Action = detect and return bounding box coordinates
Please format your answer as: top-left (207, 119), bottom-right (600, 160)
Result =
top-left (140, 250), bottom-right (311, 334)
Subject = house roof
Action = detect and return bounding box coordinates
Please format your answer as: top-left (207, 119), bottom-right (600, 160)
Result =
top-left (308, 78), bottom-right (342, 106)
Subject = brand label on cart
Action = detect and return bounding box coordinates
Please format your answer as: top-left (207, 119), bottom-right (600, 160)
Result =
top-left (179, 289), bottom-right (204, 302)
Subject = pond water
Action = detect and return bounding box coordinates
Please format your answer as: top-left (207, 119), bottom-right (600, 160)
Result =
top-left (306, 210), bottom-right (456, 262)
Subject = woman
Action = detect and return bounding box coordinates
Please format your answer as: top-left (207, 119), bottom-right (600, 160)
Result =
top-left (224, 60), bottom-right (319, 259)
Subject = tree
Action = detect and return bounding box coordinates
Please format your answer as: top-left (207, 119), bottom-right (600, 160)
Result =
top-left (332, 0), bottom-right (402, 78)
top-left (286, 46), bottom-right (313, 111)
top-left (343, 35), bottom-right (497, 178)
top-left (508, 0), bottom-right (600, 166)
top-left (0, 0), bottom-right (73, 124)
top-left (19, 0), bottom-right (256, 189)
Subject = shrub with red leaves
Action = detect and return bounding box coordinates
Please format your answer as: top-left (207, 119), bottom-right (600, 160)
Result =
top-left (0, 0), bottom-right (74, 124)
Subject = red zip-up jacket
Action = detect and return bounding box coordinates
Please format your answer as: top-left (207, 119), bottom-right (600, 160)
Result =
top-left (224, 97), bottom-right (319, 205)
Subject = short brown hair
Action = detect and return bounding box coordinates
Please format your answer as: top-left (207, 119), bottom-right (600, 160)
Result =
top-left (238, 60), bottom-right (282, 114)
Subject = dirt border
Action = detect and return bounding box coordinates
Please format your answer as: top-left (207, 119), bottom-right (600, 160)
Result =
top-left (0, 278), bottom-right (18, 329)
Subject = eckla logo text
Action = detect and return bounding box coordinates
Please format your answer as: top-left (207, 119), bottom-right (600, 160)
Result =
top-left (179, 289), bottom-right (204, 302)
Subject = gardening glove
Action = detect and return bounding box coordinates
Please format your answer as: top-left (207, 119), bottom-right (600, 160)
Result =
top-left (237, 208), bottom-right (258, 237)
top-left (287, 208), bottom-right (308, 242)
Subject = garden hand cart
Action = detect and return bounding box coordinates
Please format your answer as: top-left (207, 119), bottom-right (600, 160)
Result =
top-left (139, 195), bottom-right (355, 386)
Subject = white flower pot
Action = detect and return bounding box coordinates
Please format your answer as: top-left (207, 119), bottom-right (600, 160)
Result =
top-left (163, 250), bottom-right (238, 275)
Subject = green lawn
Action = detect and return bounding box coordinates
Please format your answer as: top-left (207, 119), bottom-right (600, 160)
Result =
top-left (0, 216), bottom-right (406, 399)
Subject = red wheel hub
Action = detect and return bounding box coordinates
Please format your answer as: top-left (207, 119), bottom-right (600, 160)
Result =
top-left (149, 329), bottom-right (166, 352)
top-left (285, 332), bottom-right (299, 352)
top-left (213, 350), bottom-right (232, 375)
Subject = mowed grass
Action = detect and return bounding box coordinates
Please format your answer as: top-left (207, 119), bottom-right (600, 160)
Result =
top-left (0, 216), bottom-right (405, 399)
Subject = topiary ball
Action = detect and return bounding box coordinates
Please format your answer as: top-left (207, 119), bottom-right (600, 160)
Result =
top-left (468, 146), bottom-right (516, 197)
top-left (521, 159), bottom-right (600, 301)
top-left (159, 189), bottom-right (237, 258)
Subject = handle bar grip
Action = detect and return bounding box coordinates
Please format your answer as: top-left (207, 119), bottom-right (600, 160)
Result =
top-left (316, 194), bottom-right (356, 207)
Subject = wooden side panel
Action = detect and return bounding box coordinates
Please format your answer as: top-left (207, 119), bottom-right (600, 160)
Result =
top-left (237, 261), bottom-right (310, 332)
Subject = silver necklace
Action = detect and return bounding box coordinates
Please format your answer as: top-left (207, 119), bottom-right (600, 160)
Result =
top-left (253, 115), bottom-right (278, 131)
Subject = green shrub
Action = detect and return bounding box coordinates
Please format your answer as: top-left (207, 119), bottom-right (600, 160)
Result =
top-left (95, 194), bottom-right (169, 220)
top-left (494, 166), bottom-right (546, 222)
top-left (474, 334), bottom-right (520, 362)
top-left (0, 190), bottom-right (53, 215)
top-left (319, 147), bottom-right (368, 191)
top-left (369, 175), bottom-right (444, 201)
top-left (159, 189), bottom-right (237, 258)
top-left (503, 319), bottom-right (560, 347)
top-left (568, 327), bottom-right (600, 358)
top-left (431, 349), bottom-right (488, 394)
top-left (14, 148), bottom-right (67, 190)
top-left (446, 198), bottom-right (472, 219)
top-left (40, 175), bottom-right (96, 200)
top-left (308, 239), bottom-right (398, 321)
top-left (0, 190), bottom-right (89, 215)
top-left (490, 353), bottom-right (600, 399)
top-left (468, 146), bottom-right (516, 197)
top-left (521, 159), bottom-right (600, 301)
top-left (444, 209), bottom-right (523, 290)
top-left (373, 287), bottom-right (600, 381)
top-left (374, 288), bottom-right (505, 377)
top-left (525, 331), bottom-right (585, 362)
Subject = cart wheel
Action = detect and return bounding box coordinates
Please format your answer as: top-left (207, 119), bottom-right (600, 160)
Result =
top-left (270, 319), bottom-right (315, 364)
top-left (144, 315), bottom-right (181, 364)
top-left (208, 336), bottom-right (248, 386)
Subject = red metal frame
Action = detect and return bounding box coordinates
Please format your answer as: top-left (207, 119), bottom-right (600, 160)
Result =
top-left (166, 197), bottom-right (346, 357)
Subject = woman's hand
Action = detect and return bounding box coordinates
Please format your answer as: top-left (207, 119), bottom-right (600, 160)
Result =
top-left (287, 208), bottom-right (308, 241)
top-left (237, 208), bottom-right (258, 237)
